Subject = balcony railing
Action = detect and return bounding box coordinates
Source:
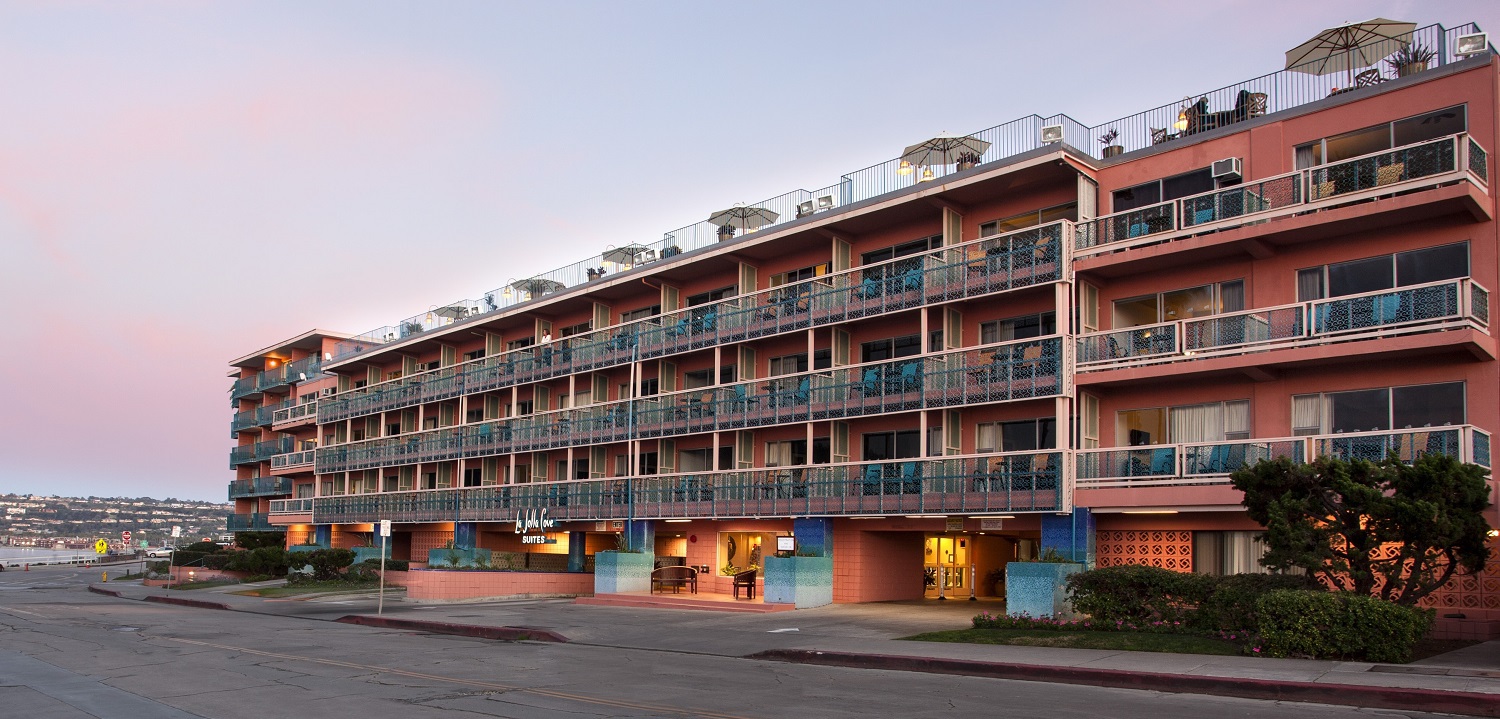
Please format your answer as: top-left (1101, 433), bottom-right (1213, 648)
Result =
top-left (269, 498), bottom-right (314, 514)
top-left (272, 400), bottom-right (318, 426)
top-left (315, 336), bottom-right (1065, 475)
top-left (270, 450), bottom-right (315, 470)
top-left (228, 476), bottom-right (293, 499)
top-left (1077, 278), bottom-right (1489, 371)
top-left (1075, 426), bottom-right (1490, 489)
top-left (1076, 134), bottom-right (1487, 255)
top-left (226, 513), bottom-right (277, 531)
top-left (230, 375), bottom-right (258, 401)
top-left (320, 223), bottom-right (1067, 425)
top-left (229, 435), bottom-right (296, 468)
top-left (285, 452), bottom-right (1064, 523)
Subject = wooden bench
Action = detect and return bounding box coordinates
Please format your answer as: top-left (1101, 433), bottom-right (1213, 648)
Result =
top-left (732, 569), bottom-right (757, 599)
top-left (650, 565), bottom-right (698, 594)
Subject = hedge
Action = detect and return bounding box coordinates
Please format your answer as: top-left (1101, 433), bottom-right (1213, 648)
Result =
top-left (1066, 565), bottom-right (1214, 625)
top-left (1256, 589), bottom-right (1432, 663)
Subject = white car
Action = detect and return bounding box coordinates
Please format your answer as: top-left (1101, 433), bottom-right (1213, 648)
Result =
top-left (145, 547), bottom-right (176, 558)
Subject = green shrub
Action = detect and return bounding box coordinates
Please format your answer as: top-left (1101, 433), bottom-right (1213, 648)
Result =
top-left (233, 532), bottom-right (285, 551)
top-left (303, 548), bottom-right (356, 581)
top-left (362, 558), bottom-right (409, 571)
top-left (147, 560), bottom-right (170, 575)
top-left (180, 541), bottom-right (222, 555)
top-left (168, 551), bottom-right (214, 568)
top-left (1067, 565), bottom-right (1213, 625)
top-left (232, 547), bottom-right (290, 577)
top-left (1195, 573), bottom-right (1318, 631)
top-left (1256, 589), bottom-right (1432, 662)
top-left (201, 554), bottom-right (232, 570)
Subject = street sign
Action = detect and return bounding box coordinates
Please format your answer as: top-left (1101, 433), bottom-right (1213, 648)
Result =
top-left (379, 520), bottom-right (391, 537)
top-left (121, 531), bottom-right (132, 543)
top-left (171, 526), bottom-right (181, 538)
top-left (94, 539), bottom-right (107, 554)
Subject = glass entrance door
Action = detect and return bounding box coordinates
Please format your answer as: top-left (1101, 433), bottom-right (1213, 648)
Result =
top-left (923, 535), bottom-right (968, 598)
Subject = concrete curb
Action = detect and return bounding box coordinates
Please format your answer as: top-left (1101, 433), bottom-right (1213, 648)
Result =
top-left (749, 649), bottom-right (1500, 718)
top-left (144, 595), bottom-right (232, 611)
top-left (87, 586), bottom-right (122, 598)
top-left (335, 615), bottom-right (569, 643)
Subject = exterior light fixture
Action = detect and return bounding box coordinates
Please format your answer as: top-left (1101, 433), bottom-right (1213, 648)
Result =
top-left (920, 167), bottom-right (935, 182)
top-left (897, 160), bottom-right (914, 175)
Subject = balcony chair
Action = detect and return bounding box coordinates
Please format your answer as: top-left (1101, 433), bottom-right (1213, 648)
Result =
top-left (667, 315), bottom-right (692, 338)
top-left (860, 464), bottom-right (883, 495)
top-left (853, 275), bottom-right (882, 300)
top-left (731, 384), bottom-right (758, 412)
top-left (860, 367), bottom-right (883, 396)
top-left (901, 267), bottom-right (924, 293)
top-left (900, 461), bottom-right (922, 494)
top-left (695, 309), bottom-right (718, 334)
top-left (898, 361), bottom-right (923, 392)
top-left (1150, 448), bottom-right (1175, 475)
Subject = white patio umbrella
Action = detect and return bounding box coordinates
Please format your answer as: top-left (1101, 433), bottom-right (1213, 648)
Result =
top-left (900, 134), bottom-right (992, 168)
top-left (601, 244), bottom-right (653, 265)
top-left (708, 205), bottom-right (780, 233)
top-left (1285, 18), bottom-right (1417, 84)
top-left (511, 277), bottom-right (566, 299)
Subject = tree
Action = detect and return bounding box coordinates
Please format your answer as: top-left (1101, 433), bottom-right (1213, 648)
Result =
top-left (303, 548), bottom-right (356, 581)
top-left (234, 531), bottom-right (286, 551)
top-left (1231, 453), bottom-right (1491, 605)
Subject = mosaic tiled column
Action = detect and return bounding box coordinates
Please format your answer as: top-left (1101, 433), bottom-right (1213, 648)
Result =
top-left (567, 531), bottom-right (587, 572)
top-left (1040, 507), bottom-right (1095, 568)
top-left (765, 518), bottom-right (834, 608)
top-left (313, 524), bottom-right (332, 548)
top-left (454, 521), bottom-right (478, 550)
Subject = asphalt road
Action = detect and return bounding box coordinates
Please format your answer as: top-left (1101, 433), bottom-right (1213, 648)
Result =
top-left (0, 567), bottom-right (1462, 719)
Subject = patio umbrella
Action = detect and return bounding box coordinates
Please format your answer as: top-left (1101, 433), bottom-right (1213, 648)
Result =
top-left (708, 205), bottom-right (780, 233)
top-left (601, 244), bottom-right (653, 265)
top-left (1285, 18), bottom-right (1417, 84)
top-left (432, 305), bottom-right (470, 320)
top-left (900, 134), bottom-right (992, 168)
top-left (511, 277), bottom-right (566, 299)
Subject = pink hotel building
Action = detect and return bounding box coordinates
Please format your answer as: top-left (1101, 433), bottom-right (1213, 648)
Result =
top-left (230, 21), bottom-right (1498, 614)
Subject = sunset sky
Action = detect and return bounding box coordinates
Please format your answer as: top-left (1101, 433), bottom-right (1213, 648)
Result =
top-left (1, 1), bottom-right (1495, 502)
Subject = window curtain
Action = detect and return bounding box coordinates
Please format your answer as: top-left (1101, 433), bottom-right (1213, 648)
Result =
top-left (1296, 268), bottom-right (1325, 302)
top-left (1224, 400), bottom-right (1250, 439)
top-left (977, 424), bottom-right (1000, 453)
top-left (1291, 395), bottom-right (1323, 435)
top-left (1170, 402), bottom-right (1225, 443)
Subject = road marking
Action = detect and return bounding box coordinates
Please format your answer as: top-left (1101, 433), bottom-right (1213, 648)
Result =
top-left (767, 628), bottom-right (800, 633)
top-left (0, 605), bottom-right (52, 618)
top-left (160, 636), bottom-right (754, 719)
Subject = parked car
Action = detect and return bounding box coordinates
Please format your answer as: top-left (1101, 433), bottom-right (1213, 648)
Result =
top-left (145, 547), bottom-right (176, 558)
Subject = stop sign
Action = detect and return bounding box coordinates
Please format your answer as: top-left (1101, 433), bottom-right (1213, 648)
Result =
top-left (121, 531), bottom-right (132, 543)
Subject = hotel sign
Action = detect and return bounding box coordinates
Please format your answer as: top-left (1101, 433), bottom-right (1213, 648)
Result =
top-left (515, 508), bottom-right (557, 545)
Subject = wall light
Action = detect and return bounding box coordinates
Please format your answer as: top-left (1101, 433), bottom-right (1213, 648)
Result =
top-left (897, 160), bottom-right (914, 175)
top-left (920, 167), bottom-right (935, 182)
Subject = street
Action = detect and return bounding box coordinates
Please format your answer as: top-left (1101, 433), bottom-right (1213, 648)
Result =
top-left (0, 567), bottom-right (1466, 718)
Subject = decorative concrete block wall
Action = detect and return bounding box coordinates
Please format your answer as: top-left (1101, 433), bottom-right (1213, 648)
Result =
top-left (763, 555), bottom-right (834, 608)
top-left (594, 551), bottom-right (653, 594)
top-left (1006, 562), bottom-right (1084, 619)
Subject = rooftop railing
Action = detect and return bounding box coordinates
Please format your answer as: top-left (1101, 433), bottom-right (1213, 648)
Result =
top-left (1077, 277), bottom-right (1488, 371)
top-left (323, 22), bottom-right (1487, 365)
top-left (314, 336), bottom-right (1065, 475)
top-left (319, 222), bottom-right (1068, 424)
top-left (285, 452), bottom-right (1064, 523)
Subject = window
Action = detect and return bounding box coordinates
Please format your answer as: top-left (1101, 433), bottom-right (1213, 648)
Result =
top-left (766, 440), bottom-right (807, 467)
top-left (559, 321), bottom-right (591, 338)
top-left (771, 263), bottom-right (830, 286)
top-left (1295, 243), bottom-right (1469, 301)
top-left (862, 235), bottom-right (942, 265)
top-left (1113, 168), bottom-right (1216, 213)
top-left (862, 430), bottom-right (921, 460)
top-left (769, 353), bottom-right (808, 376)
top-left (621, 305), bottom-right (660, 322)
top-left (516, 400), bottom-right (534, 416)
top-left (463, 349), bottom-right (485, 361)
top-left (980, 203), bottom-right (1078, 237)
top-left (683, 369), bottom-right (714, 389)
top-left (861, 334), bottom-right (922, 362)
top-left (507, 337), bottom-right (535, 351)
top-left (1114, 281), bottom-right (1244, 327)
top-left (465, 409), bottom-right (483, 424)
top-left (354, 379), bottom-right (367, 389)
top-left (1292, 382), bottom-right (1465, 435)
top-left (981, 312), bottom-right (1056, 344)
top-left (463, 468), bottom-right (482, 487)
top-left (977, 418), bottom-right (1057, 452)
top-left (1116, 400), bottom-right (1250, 445)
top-left (686, 287), bottom-right (735, 306)
top-left (1295, 105), bottom-right (1467, 168)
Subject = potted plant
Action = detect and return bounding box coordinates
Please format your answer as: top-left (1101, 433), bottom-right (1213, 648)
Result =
top-left (954, 152), bottom-right (981, 171)
top-left (400, 320), bottom-right (424, 338)
top-left (1099, 128), bottom-right (1123, 158)
top-left (717, 224), bottom-right (736, 241)
top-left (1386, 43), bottom-right (1435, 77)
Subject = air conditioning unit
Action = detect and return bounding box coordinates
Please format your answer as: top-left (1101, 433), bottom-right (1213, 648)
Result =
top-left (1211, 157), bottom-right (1243, 180)
top-left (1455, 32), bottom-right (1488, 57)
top-left (1039, 125), bottom-right (1064, 144)
top-left (322, 387), bottom-right (337, 397)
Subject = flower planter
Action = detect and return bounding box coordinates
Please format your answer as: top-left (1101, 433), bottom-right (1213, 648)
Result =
top-left (426, 547), bottom-right (492, 569)
top-left (1004, 561), bottom-right (1084, 619)
top-left (1397, 61), bottom-right (1428, 77)
top-left (762, 555), bottom-right (833, 608)
top-left (1102, 145), bottom-right (1124, 158)
top-left (351, 545), bottom-right (390, 564)
top-left (593, 551), bottom-right (653, 594)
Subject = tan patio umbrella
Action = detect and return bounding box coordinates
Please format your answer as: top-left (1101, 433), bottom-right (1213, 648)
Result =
top-left (1285, 18), bottom-right (1417, 84)
top-left (708, 205), bottom-right (780, 233)
top-left (900, 134), bottom-right (992, 169)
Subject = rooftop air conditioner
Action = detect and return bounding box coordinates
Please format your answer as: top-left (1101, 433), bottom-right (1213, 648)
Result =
top-left (322, 388), bottom-right (337, 397)
top-left (1039, 125), bottom-right (1064, 144)
top-left (1211, 157), bottom-right (1243, 181)
top-left (1455, 32), bottom-right (1488, 57)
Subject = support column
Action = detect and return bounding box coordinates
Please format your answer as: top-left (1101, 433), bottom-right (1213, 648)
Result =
top-left (568, 531), bottom-right (588, 572)
top-left (313, 524), bottom-right (332, 548)
top-left (624, 519), bottom-right (656, 556)
top-left (1039, 507), bottom-right (1095, 568)
top-left (766, 518), bottom-right (834, 608)
top-left (454, 521), bottom-right (478, 550)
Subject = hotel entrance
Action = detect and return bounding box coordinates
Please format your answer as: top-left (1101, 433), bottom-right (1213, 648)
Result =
top-left (923, 535), bottom-right (969, 598)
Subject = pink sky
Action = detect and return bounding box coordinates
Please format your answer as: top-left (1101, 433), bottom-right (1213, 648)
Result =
top-left (0, 1), bottom-right (1495, 501)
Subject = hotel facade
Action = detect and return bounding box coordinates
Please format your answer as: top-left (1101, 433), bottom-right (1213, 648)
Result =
top-left (229, 21), bottom-right (1498, 614)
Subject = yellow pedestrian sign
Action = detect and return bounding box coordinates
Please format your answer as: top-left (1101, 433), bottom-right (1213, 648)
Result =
top-left (94, 539), bottom-right (108, 554)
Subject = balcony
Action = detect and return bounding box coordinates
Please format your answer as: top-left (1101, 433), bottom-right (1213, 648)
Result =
top-left (230, 375), bottom-right (259, 402)
top-left (287, 452), bottom-right (1064, 524)
top-left (271, 400), bottom-right (318, 429)
top-left (1075, 425), bottom-right (1490, 490)
top-left (1076, 134), bottom-right (1488, 258)
top-left (1077, 278), bottom-right (1490, 373)
top-left (314, 336), bottom-right (1065, 475)
top-left (227, 476), bottom-right (293, 499)
top-left (226, 513), bottom-right (277, 532)
top-left (228, 435), bottom-right (296, 468)
top-left (269, 498), bottom-right (314, 514)
top-left (270, 450), bottom-right (315, 471)
top-left (230, 400), bottom-right (291, 436)
top-left (318, 222), bottom-right (1068, 425)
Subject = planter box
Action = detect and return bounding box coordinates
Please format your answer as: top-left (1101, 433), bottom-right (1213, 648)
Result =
top-left (288, 544), bottom-right (328, 554)
top-left (426, 547), bottom-right (493, 569)
top-left (351, 546), bottom-right (391, 564)
top-left (593, 551), bottom-right (653, 594)
top-left (1005, 562), bottom-right (1084, 619)
top-left (763, 555), bottom-right (833, 609)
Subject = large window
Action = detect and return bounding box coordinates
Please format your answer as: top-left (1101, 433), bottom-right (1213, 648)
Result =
top-left (620, 305), bottom-right (660, 322)
top-left (980, 202), bottom-right (1077, 237)
top-left (771, 263), bottom-right (830, 286)
top-left (1296, 242), bottom-right (1469, 301)
top-left (1114, 280), bottom-right (1244, 328)
top-left (1113, 168), bottom-right (1217, 213)
top-left (861, 334), bottom-right (922, 362)
top-left (686, 287), bottom-right (735, 306)
top-left (977, 418), bottom-right (1057, 452)
top-left (862, 235), bottom-right (942, 265)
top-left (980, 312), bottom-right (1056, 344)
top-left (1117, 400), bottom-right (1250, 446)
top-left (1295, 105), bottom-right (1466, 168)
top-left (862, 430), bottom-right (921, 460)
top-left (1292, 382), bottom-right (1465, 435)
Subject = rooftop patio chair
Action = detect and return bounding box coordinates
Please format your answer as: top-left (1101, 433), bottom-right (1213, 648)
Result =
top-left (1354, 69), bottom-right (1386, 88)
top-left (1150, 127), bottom-right (1171, 145)
top-left (1246, 92), bottom-right (1268, 118)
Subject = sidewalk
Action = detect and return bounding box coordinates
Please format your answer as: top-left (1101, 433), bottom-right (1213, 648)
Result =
top-left (92, 581), bottom-right (1500, 716)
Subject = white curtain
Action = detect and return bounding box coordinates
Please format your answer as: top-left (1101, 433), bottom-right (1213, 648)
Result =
top-left (1291, 394), bottom-right (1323, 435)
top-left (765, 441), bottom-right (791, 467)
top-left (977, 424), bottom-right (1000, 453)
top-left (1170, 402), bottom-right (1225, 443)
top-left (1224, 400), bottom-right (1250, 439)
